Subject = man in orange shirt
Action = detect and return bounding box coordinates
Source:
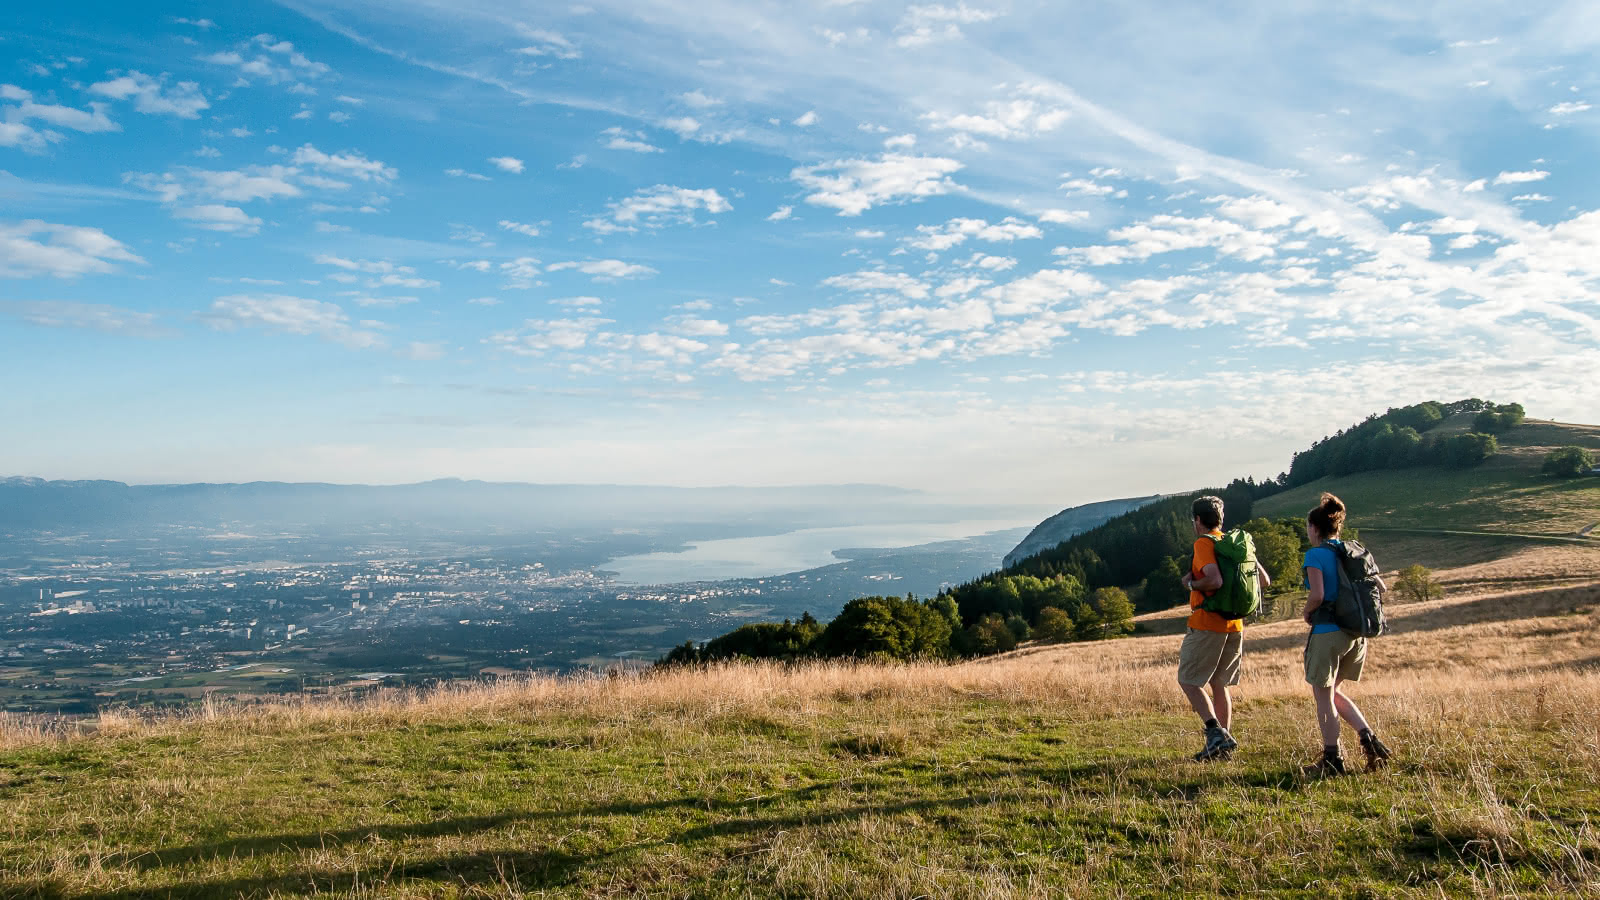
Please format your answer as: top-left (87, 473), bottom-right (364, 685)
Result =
top-left (1177, 494), bottom-right (1267, 761)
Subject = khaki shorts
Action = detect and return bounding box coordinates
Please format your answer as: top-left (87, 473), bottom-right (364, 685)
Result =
top-left (1178, 628), bottom-right (1243, 687)
top-left (1305, 630), bottom-right (1366, 687)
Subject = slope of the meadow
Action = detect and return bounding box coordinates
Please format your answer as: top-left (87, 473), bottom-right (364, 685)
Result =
top-left (1253, 418), bottom-right (1600, 539)
top-left (3, 544), bottom-right (1599, 898)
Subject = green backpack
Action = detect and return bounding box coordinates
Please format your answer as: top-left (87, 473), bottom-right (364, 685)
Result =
top-left (1200, 529), bottom-right (1261, 619)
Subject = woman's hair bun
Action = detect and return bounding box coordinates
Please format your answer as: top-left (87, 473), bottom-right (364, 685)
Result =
top-left (1308, 492), bottom-right (1346, 537)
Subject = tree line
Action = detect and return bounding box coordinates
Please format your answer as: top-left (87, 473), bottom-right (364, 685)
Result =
top-left (1281, 400), bottom-right (1515, 486)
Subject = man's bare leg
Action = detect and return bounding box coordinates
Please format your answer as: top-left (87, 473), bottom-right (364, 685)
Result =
top-left (1209, 679), bottom-right (1232, 731)
top-left (1179, 682), bottom-right (1215, 723)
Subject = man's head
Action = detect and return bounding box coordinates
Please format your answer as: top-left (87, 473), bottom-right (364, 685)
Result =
top-left (1192, 495), bottom-right (1224, 535)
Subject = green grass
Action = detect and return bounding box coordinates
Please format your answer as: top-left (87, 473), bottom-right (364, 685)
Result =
top-left (1255, 420), bottom-right (1600, 538)
top-left (3, 685), bottom-right (1597, 898)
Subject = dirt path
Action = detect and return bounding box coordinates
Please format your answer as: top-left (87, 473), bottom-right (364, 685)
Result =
top-left (1363, 525), bottom-right (1600, 546)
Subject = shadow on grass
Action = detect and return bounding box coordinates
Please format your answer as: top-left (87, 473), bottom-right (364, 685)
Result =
top-left (4, 750), bottom-right (1338, 899)
top-left (16, 788), bottom-right (1004, 900)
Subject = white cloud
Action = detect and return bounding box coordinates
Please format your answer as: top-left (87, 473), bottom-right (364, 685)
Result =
top-left (968, 254), bottom-right (1017, 271)
top-left (1549, 101), bottom-right (1591, 116)
top-left (767, 205), bottom-right (794, 222)
top-left (128, 165), bottom-right (304, 204)
top-left (982, 267), bottom-right (1105, 317)
top-left (584, 185), bottom-right (731, 233)
top-left (466, 296), bottom-right (500, 306)
top-left (335, 95), bottom-right (364, 105)
top-left (489, 317), bottom-right (611, 355)
top-left (630, 332), bottom-right (710, 364)
top-left (908, 216), bottom-right (1043, 251)
top-left (314, 255), bottom-right (437, 288)
top-left (1071, 214), bottom-right (1280, 263)
top-left (0, 85), bottom-right (119, 151)
top-left (896, 3), bottom-right (1000, 47)
top-left (791, 153), bottom-right (963, 216)
top-left (499, 219), bottom-right (541, 237)
top-left (602, 126), bottom-right (664, 153)
top-left (680, 90), bottom-right (722, 108)
top-left (823, 270), bottom-right (930, 299)
top-left (1493, 169), bottom-right (1549, 185)
top-left (88, 72), bottom-right (209, 118)
top-left (176, 204), bottom-right (263, 234)
top-left (445, 168), bottom-right (492, 181)
top-left (793, 110), bottom-right (818, 127)
top-left (2, 300), bottom-right (167, 337)
top-left (1037, 209), bottom-right (1089, 225)
top-left (499, 256), bottom-right (543, 287)
top-left (547, 258), bottom-right (658, 280)
top-left (924, 98), bottom-right (1068, 140)
top-left (488, 155), bottom-right (525, 174)
top-left (173, 17), bottom-right (215, 29)
top-left (1059, 177), bottom-right (1122, 197)
top-left (401, 341), bottom-right (445, 360)
top-left (668, 315), bottom-right (730, 336)
top-left (0, 220), bottom-right (144, 278)
top-left (202, 294), bottom-right (383, 349)
top-left (204, 34), bottom-right (331, 86)
top-left (1212, 195), bottom-right (1298, 229)
top-left (345, 293), bottom-right (418, 307)
top-left (662, 117), bottom-right (700, 138)
top-left (292, 144), bottom-right (396, 181)
top-left (514, 28), bottom-right (580, 59)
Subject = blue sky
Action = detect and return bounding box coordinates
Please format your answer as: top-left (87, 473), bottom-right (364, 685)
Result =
top-left (2, 1), bottom-right (1597, 505)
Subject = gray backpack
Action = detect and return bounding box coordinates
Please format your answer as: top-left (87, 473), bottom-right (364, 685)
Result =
top-left (1326, 540), bottom-right (1387, 638)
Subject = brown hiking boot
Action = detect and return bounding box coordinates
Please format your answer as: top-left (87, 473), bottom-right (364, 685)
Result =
top-left (1301, 751), bottom-right (1348, 777)
top-left (1360, 732), bottom-right (1392, 771)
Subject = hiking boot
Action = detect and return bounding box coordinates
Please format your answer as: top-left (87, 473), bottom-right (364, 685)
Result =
top-left (1360, 732), bottom-right (1392, 771)
top-left (1301, 751), bottom-right (1348, 777)
top-left (1193, 725), bottom-right (1237, 762)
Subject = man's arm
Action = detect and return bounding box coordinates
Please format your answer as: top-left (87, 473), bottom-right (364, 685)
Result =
top-left (1302, 567), bottom-right (1324, 624)
top-left (1256, 560), bottom-right (1271, 593)
top-left (1190, 563), bottom-right (1223, 592)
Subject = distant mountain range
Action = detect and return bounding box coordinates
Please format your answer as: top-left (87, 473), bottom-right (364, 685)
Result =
top-left (1002, 494), bottom-right (1167, 568)
top-left (0, 476), bottom-right (1002, 534)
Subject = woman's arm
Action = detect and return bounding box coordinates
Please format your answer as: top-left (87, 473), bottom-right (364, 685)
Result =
top-left (1301, 567), bottom-right (1324, 624)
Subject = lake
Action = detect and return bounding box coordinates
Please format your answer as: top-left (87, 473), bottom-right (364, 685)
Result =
top-left (602, 519), bottom-right (1028, 585)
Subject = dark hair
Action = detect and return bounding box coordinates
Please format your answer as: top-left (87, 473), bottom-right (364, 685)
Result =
top-left (1307, 492), bottom-right (1346, 538)
top-left (1192, 495), bottom-right (1224, 530)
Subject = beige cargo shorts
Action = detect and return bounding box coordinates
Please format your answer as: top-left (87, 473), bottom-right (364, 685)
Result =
top-left (1305, 630), bottom-right (1366, 687)
top-left (1178, 628), bottom-right (1243, 687)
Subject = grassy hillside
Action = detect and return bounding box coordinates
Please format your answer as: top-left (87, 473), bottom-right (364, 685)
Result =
top-left (4, 545), bottom-right (1600, 898)
top-left (1254, 418), bottom-right (1600, 539)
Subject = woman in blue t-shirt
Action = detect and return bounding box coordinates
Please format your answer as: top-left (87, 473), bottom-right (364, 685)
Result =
top-left (1299, 492), bottom-right (1392, 776)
